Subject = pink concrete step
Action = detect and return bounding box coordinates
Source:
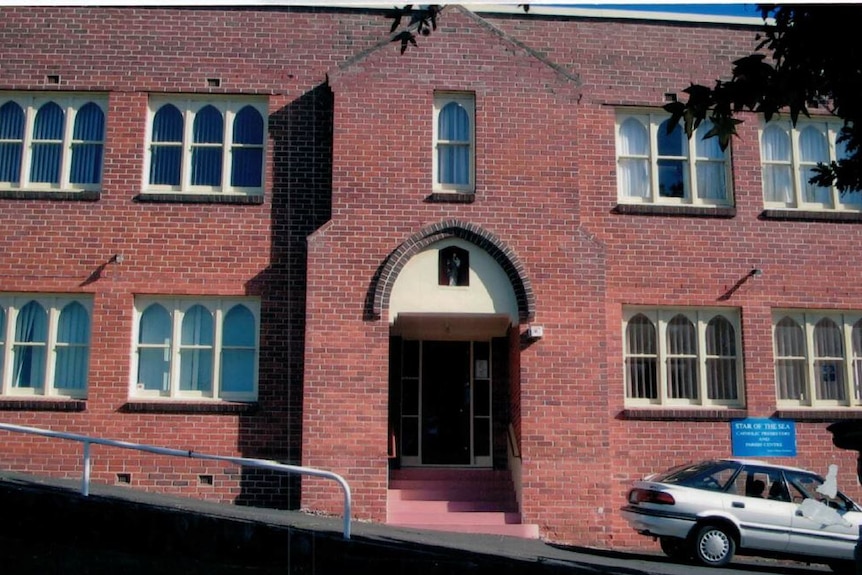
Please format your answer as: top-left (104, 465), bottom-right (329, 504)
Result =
top-left (387, 468), bottom-right (539, 539)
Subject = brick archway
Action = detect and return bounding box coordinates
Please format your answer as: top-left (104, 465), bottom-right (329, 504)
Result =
top-left (370, 219), bottom-right (535, 322)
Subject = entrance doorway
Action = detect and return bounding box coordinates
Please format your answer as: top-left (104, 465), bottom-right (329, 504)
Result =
top-left (396, 339), bottom-right (492, 467)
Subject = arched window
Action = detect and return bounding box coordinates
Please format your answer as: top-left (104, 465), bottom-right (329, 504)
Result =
top-left (231, 105), bottom-right (264, 188)
top-left (70, 102), bottom-right (105, 185)
top-left (798, 125), bottom-right (830, 205)
top-left (774, 316), bottom-right (806, 401)
top-left (657, 119), bottom-right (687, 199)
top-left (0, 101), bottom-right (25, 184)
top-left (149, 104), bottom-right (184, 186)
top-left (30, 102), bottom-right (64, 184)
top-left (666, 314), bottom-right (697, 399)
top-left (705, 316), bottom-right (737, 400)
top-left (55, 302), bottom-right (90, 390)
top-left (137, 304), bottom-right (172, 392)
top-left (618, 117), bottom-right (649, 199)
top-left (434, 94), bottom-right (474, 192)
top-left (180, 304), bottom-right (214, 393)
top-left (813, 317), bottom-right (845, 400)
top-left (625, 313), bottom-right (657, 399)
top-left (221, 305), bottom-right (256, 394)
top-left (13, 301), bottom-right (48, 389)
top-left (191, 105), bottom-right (224, 187)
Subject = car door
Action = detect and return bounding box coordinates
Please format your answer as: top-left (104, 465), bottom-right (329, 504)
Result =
top-left (725, 466), bottom-right (792, 552)
top-left (785, 470), bottom-right (860, 561)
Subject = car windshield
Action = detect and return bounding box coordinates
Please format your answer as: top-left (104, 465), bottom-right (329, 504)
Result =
top-left (651, 460), bottom-right (739, 492)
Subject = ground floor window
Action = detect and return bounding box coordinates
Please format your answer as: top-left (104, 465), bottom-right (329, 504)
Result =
top-left (774, 310), bottom-right (862, 407)
top-left (132, 296), bottom-right (259, 401)
top-left (623, 307), bottom-right (743, 407)
top-left (0, 294), bottom-right (91, 398)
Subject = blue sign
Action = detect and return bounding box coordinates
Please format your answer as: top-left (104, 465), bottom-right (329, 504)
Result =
top-left (731, 418), bottom-right (797, 457)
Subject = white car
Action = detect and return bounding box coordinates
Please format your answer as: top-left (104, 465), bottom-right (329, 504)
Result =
top-left (620, 458), bottom-right (861, 573)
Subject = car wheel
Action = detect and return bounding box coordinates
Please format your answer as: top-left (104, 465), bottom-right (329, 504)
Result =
top-left (659, 537), bottom-right (689, 560)
top-left (693, 524), bottom-right (735, 567)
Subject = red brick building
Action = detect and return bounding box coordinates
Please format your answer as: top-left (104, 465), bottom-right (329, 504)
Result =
top-left (0, 4), bottom-right (859, 548)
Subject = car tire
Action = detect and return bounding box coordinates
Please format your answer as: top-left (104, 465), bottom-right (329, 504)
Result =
top-left (692, 524), bottom-right (735, 567)
top-left (659, 537), bottom-right (689, 560)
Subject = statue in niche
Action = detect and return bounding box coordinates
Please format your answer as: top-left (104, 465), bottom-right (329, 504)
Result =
top-left (438, 246), bottom-right (469, 287)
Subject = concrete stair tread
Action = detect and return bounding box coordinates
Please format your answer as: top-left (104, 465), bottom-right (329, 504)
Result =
top-left (388, 522), bottom-right (541, 538)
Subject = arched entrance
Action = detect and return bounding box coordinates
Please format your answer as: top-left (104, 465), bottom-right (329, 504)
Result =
top-left (382, 226), bottom-right (530, 469)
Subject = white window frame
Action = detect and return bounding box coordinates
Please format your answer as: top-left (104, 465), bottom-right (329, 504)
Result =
top-left (773, 310), bottom-right (862, 408)
top-left (615, 110), bottom-right (733, 207)
top-left (0, 93), bottom-right (107, 192)
top-left (130, 296), bottom-right (260, 402)
top-left (143, 96), bottom-right (267, 196)
top-left (760, 118), bottom-right (860, 211)
top-left (0, 294), bottom-right (92, 399)
top-left (432, 92), bottom-right (475, 193)
top-left (623, 307), bottom-right (744, 408)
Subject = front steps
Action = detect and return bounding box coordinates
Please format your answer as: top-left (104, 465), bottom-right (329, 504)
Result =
top-left (387, 468), bottom-right (539, 538)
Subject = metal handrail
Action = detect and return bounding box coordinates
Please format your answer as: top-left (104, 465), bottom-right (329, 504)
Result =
top-left (0, 422), bottom-right (352, 539)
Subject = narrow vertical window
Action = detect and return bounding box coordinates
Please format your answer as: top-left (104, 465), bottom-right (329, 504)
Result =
top-left (231, 106), bottom-right (264, 188)
top-left (0, 101), bottom-right (24, 184)
top-left (774, 317), bottom-right (807, 401)
top-left (55, 301), bottom-right (90, 390)
top-left (813, 317), bottom-right (845, 400)
top-left (70, 102), bottom-right (105, 185)
top-left (618, 118), bottom-right (650, 199)
top-left (657, 119), bottom-right (687, 199)
top-left (761, 125), bottom-right (793, 204)
top-left (625, 314), bottom-right (657, 399)
top-left (30, 102), bottom-right (64, 184)
top-left (191, 105), bottom-right (224, 187)
top-left (695, 121), bottom-right (728, 201)
top-left (149, 104), bottom-right (183, 186)
top-left (12, 301), bottom-right (48, 389)
top-left (666, 314), bottom-right (697, 399)
top-left (221, 304), bottom-right (256, 394)
top-left (798, 126), bottom-right (830, 205)
top-left (705, 316), bottom-right (737, 400)
top-left (434, 93), bottom-right (474, 192)
top-left (137, 304), bottom-right (172, 393)
top-left (179, 304), bottom-right (213, 393)
top-left (853, 319), bottom-right (862, 402)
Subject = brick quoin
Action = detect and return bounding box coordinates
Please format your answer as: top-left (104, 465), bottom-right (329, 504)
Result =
top-left (0, 5), bottom-right (859, 551)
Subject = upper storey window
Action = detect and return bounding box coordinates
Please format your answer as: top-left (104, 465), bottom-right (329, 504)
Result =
top-left (761, 119), bottom-right (860, 211)
top-left (616, 111), bottom-right (732, 207)
top-left (145, 97), bottom-right (266, 196)
top-left (0, 94), bottom-right (106, 192)
top-left (433, 93), bottom-right (475, 193)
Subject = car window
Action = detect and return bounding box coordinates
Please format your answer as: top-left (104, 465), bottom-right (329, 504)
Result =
top-left (653, 460), bottom-right (739, 492)
top-left (729, 467), bottom-right (789, 501)
top-left (785, 470), bottom-right (857, 511)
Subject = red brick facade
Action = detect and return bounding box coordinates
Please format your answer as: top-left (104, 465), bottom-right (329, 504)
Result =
top-left (0, 5), bottom-right (859, 549)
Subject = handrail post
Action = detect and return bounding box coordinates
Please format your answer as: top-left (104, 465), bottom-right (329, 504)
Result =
top-left (82, 440), bottom-right (91, 497)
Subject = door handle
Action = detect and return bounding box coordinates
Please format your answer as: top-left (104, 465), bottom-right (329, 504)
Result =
top-left (732, 501), bottom-right (745, 508)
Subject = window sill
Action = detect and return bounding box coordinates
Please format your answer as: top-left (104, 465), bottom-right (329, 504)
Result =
top-left (614, 204), bottom-right (736, 218)
top-left (621, 408), bottom-right (747, 421)
top-left (135, 193), bottom-right (264, 205)
top-left (426, 192), bottom-right (476, 204)
top-left (760, 209), bottom-right (862, 223)
top-left (773, 409), bottom-right (862, 421)
top-left (0, 190), bottom-right (100, 201)
top-left (121, 401), bottom-right (258, 414)
top-left (0, 398), bottom-right (86, 411)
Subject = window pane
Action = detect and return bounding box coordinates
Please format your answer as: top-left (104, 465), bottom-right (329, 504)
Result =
top-left (658, 120), bottom-right (685, 156)
top-left (149, 105), bottom-right (182, 186)
top-left (625, 314), bottom-right (657, 398)
top-left (221, 305), bottom-right (255, 393)
top-left (0, 307), bottom-right (5, 381)
top-left (813, 318), bottom-right (845, 400)
top-left (0, 101), bottom-right (24, 183)
top-left (439, 144), bottom-right (470, 185)
top-left (55, 302), bottom-right (90, 390)
top-left (30, 102), bottom-right (64, 184)
top-left (70, 103), bottom-right (105, 185)
top-left (853, 320), bottom-right (862, 401)
top-left (191, 106), bottom-right (224, 187)
top-left (619, 158), bottom-right (649, 198)
top-left (775, 317), bottom-right (806, 400)
top-left (233, 106), bottom-right (264, 145)
top-left (137, 304), bottom-right (171, 392)
top-left (439, 102), bottom-right (469, 141)
top-left (762, 125), bottom-right (793, 203)
top-left (231, 106), bottom-right (264, 188)
top-left (667, 315), bottom-right (697, 399)
top-left (657, 159), bottom-right (685, 198)
top-left (799, 126), bottom-right (830, 204)
top-left (706, 316), bottom-right (737, 400)
top-left (13, 301), bottom-right (47, 389)
top-left (180, 305), bottom-right (213, 393)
